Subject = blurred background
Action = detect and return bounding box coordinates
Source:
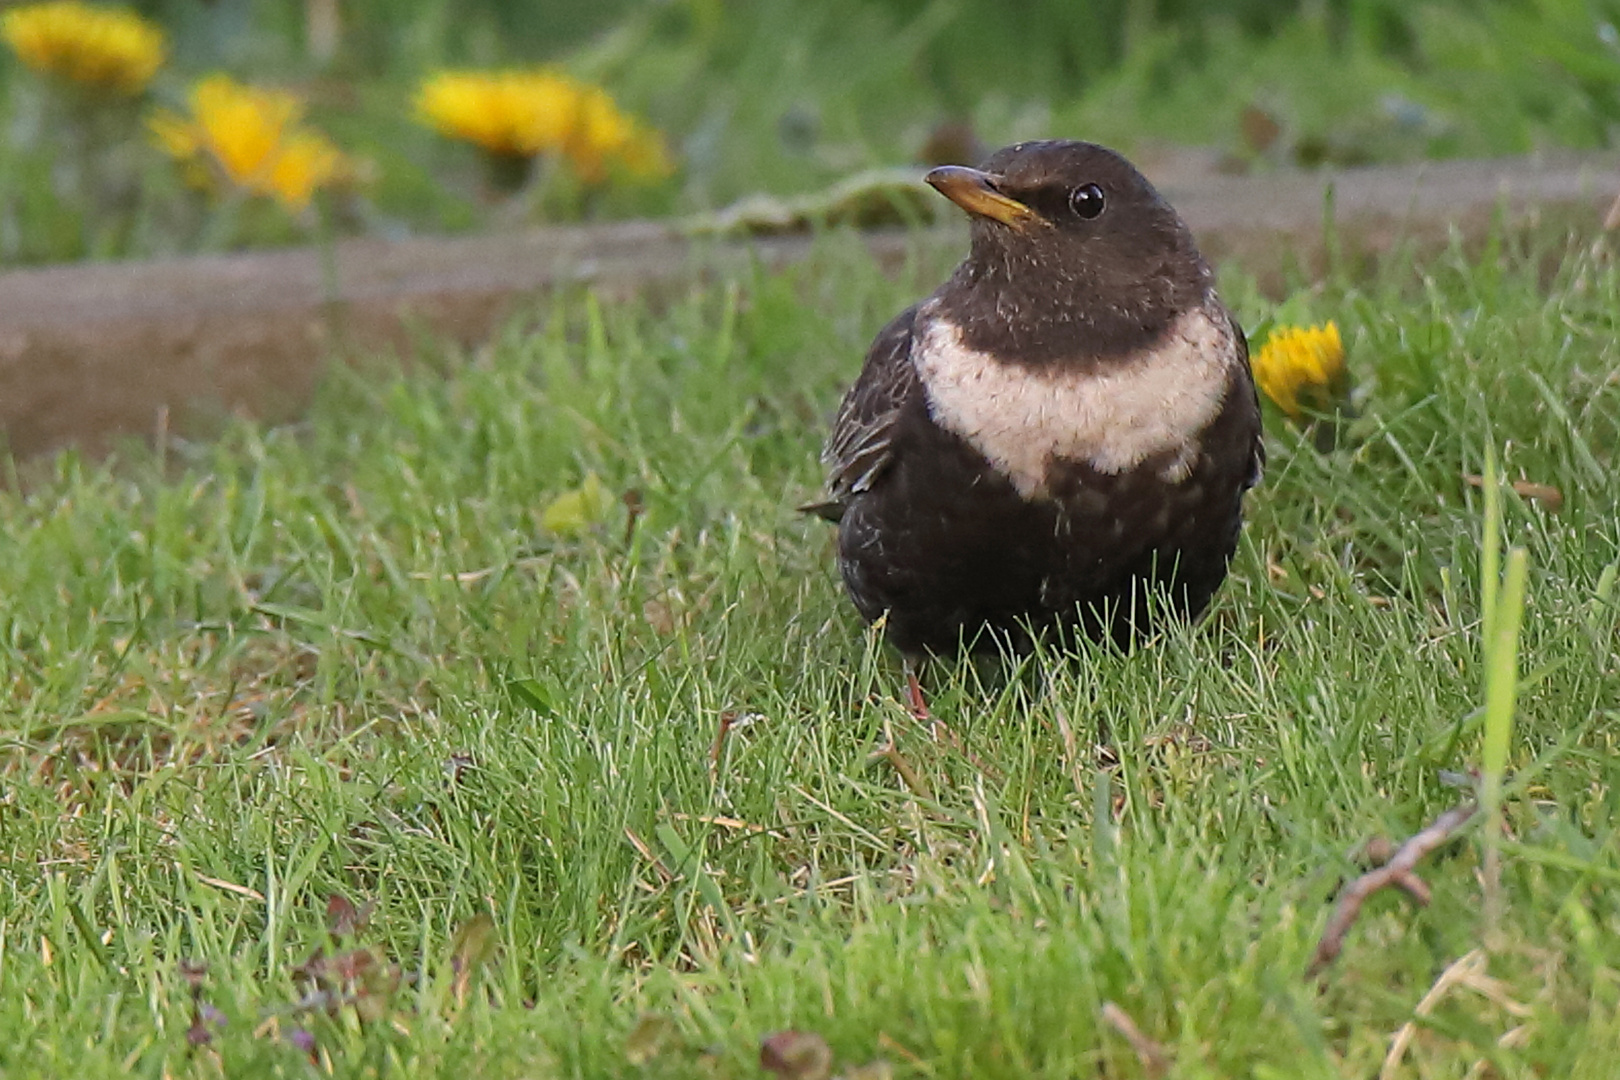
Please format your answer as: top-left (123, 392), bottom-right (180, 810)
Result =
top-left (3, 0), bottom-right (1620, 264)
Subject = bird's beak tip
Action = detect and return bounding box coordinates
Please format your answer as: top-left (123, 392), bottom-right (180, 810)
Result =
top-left (925, 166), bottom-right (1037, 229)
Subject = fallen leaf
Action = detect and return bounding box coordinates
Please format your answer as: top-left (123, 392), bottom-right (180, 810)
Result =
top-left (448, 914), bottom-right (497, 1006)
top-left (760, 1031), bottom-right (834, 1080)
top-left (325, 894), bottom-right (373, 937)
top-left (625, 1012), bottom-right (679, 1066)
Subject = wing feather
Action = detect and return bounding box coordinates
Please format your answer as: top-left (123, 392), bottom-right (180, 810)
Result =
top-left (805, 305), bottom-right (921, 521)
top-left (1226, 309), bottom-right (1266, 491)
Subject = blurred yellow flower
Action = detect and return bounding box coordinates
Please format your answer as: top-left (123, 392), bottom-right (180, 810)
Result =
top-left (1, 0), bottom-right (166, 96)
top-left (149, 75), bottom-right (347, 212)
top-left (416, 70), bottom-right (579, 159)
top-left (1251, 322), bottom-right (1347, 420)
top-left (565, 83), bottom-right (671, 183)
top-left (416, 69), bottom-right (672, 184)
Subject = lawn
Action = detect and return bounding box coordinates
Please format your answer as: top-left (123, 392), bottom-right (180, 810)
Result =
top-left (1, 219), bottom-right (1618, 1076)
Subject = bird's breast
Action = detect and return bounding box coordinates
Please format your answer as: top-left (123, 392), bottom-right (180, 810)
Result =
top-left (912, 303), bottom-right (1238, 499)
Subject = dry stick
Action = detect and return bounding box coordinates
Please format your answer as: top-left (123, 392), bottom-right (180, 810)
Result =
top-left (1052, 711), bottom-right (1090, 801)
top-left (1100, 1002), bottom-right (1171, 1077)
top-left (623, 828), bottom-right (675, 884)
top-left (1308, 800), bottom-right (1479, 978)
top-left (709, 711), bottom-right (736, 772)
top-left (870, 732), bottom-right (934, 802)
top-left (1381, 950), bottom-right (1487, 1080)
top-left (621, 488), bottom-right (644, 546)
top-left (1379, 948), bottom-right (1533, 1080)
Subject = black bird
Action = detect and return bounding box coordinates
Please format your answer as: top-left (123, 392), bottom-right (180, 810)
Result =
top-left (808, 139), bottom-right (1262, 678)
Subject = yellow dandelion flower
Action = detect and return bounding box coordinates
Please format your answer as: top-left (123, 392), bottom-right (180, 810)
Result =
top-left (264, 129), bottom-right (347, 210)
top-left (1251, 322), bottom-right (1347, 420)
top-left (416, 70), bottom-right (581, 159)
top-left (148, 75), bottom-right (347, 212)
top-left (565, 84), bottom-right (672, 184)
top-left (1, 1), bottom-right (165, 96)
top-left (416, 68), bottom-right (673, 185)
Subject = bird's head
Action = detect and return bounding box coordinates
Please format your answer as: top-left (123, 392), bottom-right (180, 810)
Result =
top-left (926, 140), bottom-right (1211, 362)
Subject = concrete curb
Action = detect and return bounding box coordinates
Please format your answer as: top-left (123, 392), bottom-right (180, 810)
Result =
top-left (1, 153), bottom-right (1614, 457)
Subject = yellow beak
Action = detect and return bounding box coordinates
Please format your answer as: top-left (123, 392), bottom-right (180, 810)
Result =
top-left (924, 165), bottom-right (1038, 228)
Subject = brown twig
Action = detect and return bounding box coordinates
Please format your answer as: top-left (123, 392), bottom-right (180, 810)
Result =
top-left (621, 488), bottom-right (644, 546)
top-left (1100, 1002), bottom-right (1171, 1077)
top-left (623, 827), bottom-right (675, 884)
top-left (670, 812), bottom-right (782, 837)
top-left (709, 711), bottom-right (736, 772)
top-left (1052, 712), bottom-right (1087, 798)
top-left (1462, 473), bottom-right (1563, 512)
top-left (870, 733), bottom-right (933, 802)
top-left (1308, 801), bottom-right (1478, 978)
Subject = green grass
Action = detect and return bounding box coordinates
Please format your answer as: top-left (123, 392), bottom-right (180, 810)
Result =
top-left (3, 226), bottom-right (1620, 1077)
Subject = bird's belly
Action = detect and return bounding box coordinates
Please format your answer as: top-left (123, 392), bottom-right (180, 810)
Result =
top-left (837, 437), bottom-right (1247, 655)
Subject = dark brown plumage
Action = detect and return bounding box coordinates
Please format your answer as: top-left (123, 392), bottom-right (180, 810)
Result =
top-left (809, 139), bottom-right (1263, 659)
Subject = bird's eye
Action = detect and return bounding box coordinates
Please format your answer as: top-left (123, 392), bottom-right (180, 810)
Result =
top-left (1068, 183), bottom-right (1105, 220)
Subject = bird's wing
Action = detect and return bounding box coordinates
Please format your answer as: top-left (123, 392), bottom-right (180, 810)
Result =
top-left (1229, 309), bottom-right (1266, 491)
top-left (803, 304), bottom-right (922, 521)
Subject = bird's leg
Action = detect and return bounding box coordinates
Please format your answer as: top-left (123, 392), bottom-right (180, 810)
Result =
top-left (903, 658), bottom-right (931, 723)
top-left (904, 656), bottom-right (959, 746)
top-left (897, 655), bottom-right (1004, 777)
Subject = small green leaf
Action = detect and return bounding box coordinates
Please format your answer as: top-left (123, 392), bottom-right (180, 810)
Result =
top-left (506, 677), bottom-right (554, 714)
top-left (542, 472), bottom-right (613, 536)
